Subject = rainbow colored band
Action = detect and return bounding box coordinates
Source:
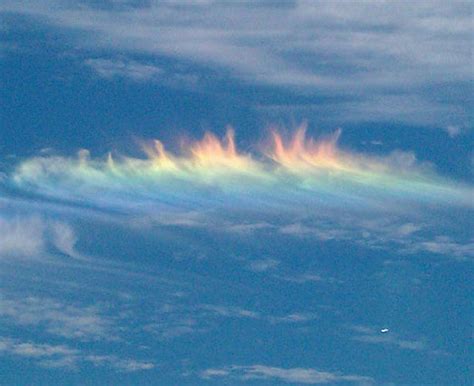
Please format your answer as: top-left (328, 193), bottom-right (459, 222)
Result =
top-left (11, 128), bottom-right (473, 212)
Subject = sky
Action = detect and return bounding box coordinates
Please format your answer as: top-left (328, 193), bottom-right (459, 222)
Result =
top-left (0, 1), bottom-right (473, 385)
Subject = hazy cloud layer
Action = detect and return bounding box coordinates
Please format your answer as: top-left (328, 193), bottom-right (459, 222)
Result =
top-left (1, 0), bottom-right (472, 128)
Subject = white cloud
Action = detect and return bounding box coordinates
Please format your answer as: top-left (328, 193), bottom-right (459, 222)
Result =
top-left (85, 58), bottom-right (163, 81)
top-left (200, 364), bottom-right (374, 384)
top-left (0, 337), bottom-right (154, 372)
top-left (143, 303), bottom-right (206, 340)
top-left (0, 337), bottom-right (79, 369)
top-left (200, 368), bottom-right (230, 377)
top-left (85, 354), bottom-right (155, 372)
top-left (247, 258), bottom-right (280, 272)
top-left (84, 57), bottom-right (200, 87)
top-left (200, 304), bottom-right (318, 325)
top-left (0, 296), bottom-right (114, 341)
top-left (395, 223), bottom-right (421, 237)
top-left (200, 304), bottom-right (260, 319)
top-left (348, 325), bottom-right (448, 355)
top-left (144, 320), bottom-right (199, 340)
top-left (0, 216), bottom-right (45, 257)
top-left (0, 338), bottom-right (77, 358)
top-left (1, 0), bottom-right (471, 128)
top-left (275, 272), bottom-right (341, 285)
top-left (268, 313), bottom-right (317, 324)
top-left (278, 215), bottom-right (474, 262)
top-left (279, 223), bottom-right (347, 240)
top-left (51, 222), bottom-right (78, 256)
top-left (353, 333), bottom-right (425, 351)
top-left (0, 215), bottom-right (85, 260)
top-left (445, 125), bottom-right (462, 137)
top-left (224, 222), bottom-right (273, 234)
top-left (258, 94), bottom-right (471, 129)
top-left (415, 236), bottom-right (474, 260)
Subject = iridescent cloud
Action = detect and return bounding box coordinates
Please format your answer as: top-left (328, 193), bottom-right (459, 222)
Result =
top-left (10, 127), bottom-right (473, 215)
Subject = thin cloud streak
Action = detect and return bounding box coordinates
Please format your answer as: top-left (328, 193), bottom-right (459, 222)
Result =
top-left (200, 364), bottom-right (374, 384)
top-left (0, 337), bottom-right (154, 372)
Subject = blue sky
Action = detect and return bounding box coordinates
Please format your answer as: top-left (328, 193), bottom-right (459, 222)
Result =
top-left (0, 1), bottom-right (473, 385)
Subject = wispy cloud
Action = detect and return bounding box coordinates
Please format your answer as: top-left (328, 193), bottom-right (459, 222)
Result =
top-left (279, 215), bottom-right (474, 261)
top-left (0, 337), bottom-right (77, 359)
top-left (84, 58), bottom-right (163, 81)
top-left (1, 0), bottom-right (471, 128)
top-left (268, 313), bottom-right (318, 324)
top-left (84, 57), bottom-right (200, 87)
top-left (50, 221), bottom-right (83, 259)
top-left (200, 304), bottom-right (318, 326)
top-left (350, 325), bottom-right (426, 351)
top-left (247, 258), bottom-right (280, 272)
top-left (200, 304), bottom-right (260, 320)
top-left (0, 295), bottom-right (115, 341)
top-left (141, 301), bottom-right (320, 341)
top-left (200, 364), bottom-right (374, 384)
top-left (413, 236), bottom-right (474, 260)
top-left (444, 125), bottom-right (462, 138)
top-left (0, 216), bottom-right (45, 257)
top-left (0, 215), bottom-right (88, 261)
top-left (84, 354), bottom-right (155, 372)
top-left (0, 337), bottom-right (154, 372)
top-left (348, 325), bottom-right (448, 355)
top-left (275, 272), bottom-right (341, 285)
top-left (144, 318), bottom-right (201, 340)
top-left (258, 94), bottom-right (472, 130)
top-left (280, 223), bottom-right (347, 241)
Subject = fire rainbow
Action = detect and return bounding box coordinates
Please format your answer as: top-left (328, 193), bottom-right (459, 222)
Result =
top-left (10, 127), bottom-right (474, 214)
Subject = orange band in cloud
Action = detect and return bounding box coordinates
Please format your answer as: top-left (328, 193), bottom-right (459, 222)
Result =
top-left (10, 126), bottom-right (473, 211)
